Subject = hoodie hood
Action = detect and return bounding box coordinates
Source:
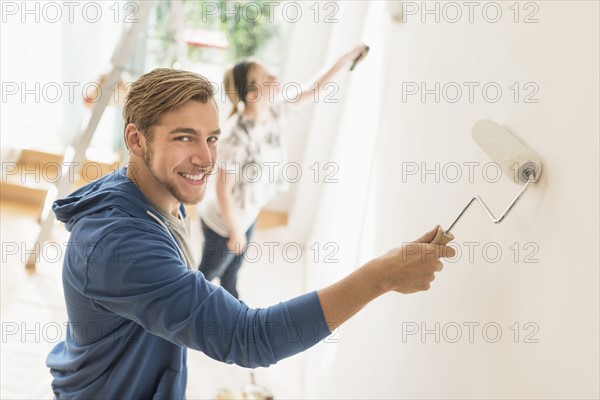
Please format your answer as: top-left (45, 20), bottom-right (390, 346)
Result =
top-left (53, 167), bottom-right (185, 232)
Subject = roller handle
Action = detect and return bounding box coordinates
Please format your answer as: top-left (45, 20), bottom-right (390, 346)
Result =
top-left (350, 46), bottom-right (370, 71)
top-left (430, 226), bottom-right (455, 245)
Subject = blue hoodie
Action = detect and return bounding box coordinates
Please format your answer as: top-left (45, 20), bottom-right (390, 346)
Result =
top-left (46, 167), bottom-right (331, 399)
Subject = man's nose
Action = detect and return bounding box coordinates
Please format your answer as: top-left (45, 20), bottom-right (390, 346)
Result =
top-left (190, 142), bottom-right (213, 167)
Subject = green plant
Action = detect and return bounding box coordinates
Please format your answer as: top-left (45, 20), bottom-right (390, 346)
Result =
top-left (184, 0), bottom-right (278, 62)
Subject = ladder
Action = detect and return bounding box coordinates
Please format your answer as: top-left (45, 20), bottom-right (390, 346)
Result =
top-left (26, 1), bottom-right (155, 271)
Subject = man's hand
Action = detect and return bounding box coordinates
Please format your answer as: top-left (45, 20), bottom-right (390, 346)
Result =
top-left (317, 226), bottom-right (455, 329)
top-left (374, 225), bottom-right (455, 294)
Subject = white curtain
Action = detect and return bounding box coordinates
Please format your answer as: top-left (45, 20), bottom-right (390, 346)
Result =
top-left (286, 1), bottom-right (389, 291)
top-left (281, 1), bottom-right (392, 395)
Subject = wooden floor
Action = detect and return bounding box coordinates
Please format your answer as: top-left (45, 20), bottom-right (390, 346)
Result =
top-left (1, 199), bottom-right (67, 398)
top-left (0, 199), bottom-right (304, 399)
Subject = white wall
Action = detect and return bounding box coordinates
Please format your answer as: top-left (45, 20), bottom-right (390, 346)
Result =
top-left (303, 1), bottom-right (599, 398)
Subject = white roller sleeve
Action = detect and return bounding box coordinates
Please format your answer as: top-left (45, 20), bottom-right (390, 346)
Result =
top-left (472, 119), bottom-right (543, 185)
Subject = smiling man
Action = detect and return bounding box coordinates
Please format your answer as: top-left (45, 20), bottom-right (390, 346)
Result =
top-left (123, 77), bottom-right (220, 214)
top-left (46, 68), bottom-right (455, 399)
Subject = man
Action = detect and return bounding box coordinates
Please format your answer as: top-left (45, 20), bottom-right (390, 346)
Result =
top-left (46, 68), bottom-right (455, 398)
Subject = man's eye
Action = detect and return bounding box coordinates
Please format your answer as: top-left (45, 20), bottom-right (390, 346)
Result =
top-left (208, 137), bottom-right (219, 143)
top-left (175, 136), bottom-right (191, 142)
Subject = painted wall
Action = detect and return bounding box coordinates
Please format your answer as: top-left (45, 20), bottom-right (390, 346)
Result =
top-left (303, 1), bottom-right (599, 398)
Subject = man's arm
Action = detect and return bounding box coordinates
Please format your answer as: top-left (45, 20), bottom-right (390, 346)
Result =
top-left (317, 226), bottom-right (455, 327)
top-left (84, 223), bottom-right (453, 367)
top-left (84, 223), bottom-right (330, 368)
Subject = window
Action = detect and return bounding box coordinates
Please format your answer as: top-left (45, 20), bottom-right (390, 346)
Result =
top-left (0, 1), bottom-right (286, 159)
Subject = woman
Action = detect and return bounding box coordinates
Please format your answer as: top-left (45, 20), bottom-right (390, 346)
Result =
top-left (197, 45), bottom-right (369, 298)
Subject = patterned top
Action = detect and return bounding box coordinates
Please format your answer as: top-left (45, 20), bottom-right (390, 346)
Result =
top-left (197, 101), bottom-right (291, 237)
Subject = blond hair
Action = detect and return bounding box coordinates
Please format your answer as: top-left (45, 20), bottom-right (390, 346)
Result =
top-left (123, 68), bottom-right (215, 142)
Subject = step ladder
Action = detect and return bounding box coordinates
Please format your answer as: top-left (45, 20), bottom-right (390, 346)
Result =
top-left (26, 1), bottom-right (155, 271)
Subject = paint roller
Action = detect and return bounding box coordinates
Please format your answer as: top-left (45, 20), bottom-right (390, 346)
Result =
top-left (431, 119), bottom-right (543, 245)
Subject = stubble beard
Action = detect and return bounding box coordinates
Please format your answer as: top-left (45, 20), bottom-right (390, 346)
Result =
top-left (143, 144), bottom-right (207, 206)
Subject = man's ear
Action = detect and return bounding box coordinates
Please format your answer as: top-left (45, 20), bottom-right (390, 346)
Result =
top-left (124, 123), bottom-right (145, 157)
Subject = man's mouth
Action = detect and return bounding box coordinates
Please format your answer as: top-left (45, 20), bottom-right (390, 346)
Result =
top-left (179, 172), bottom-right (206, 184)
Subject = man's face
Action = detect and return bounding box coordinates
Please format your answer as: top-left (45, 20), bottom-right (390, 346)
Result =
top-left (142, 99), bottom-right (220, 206)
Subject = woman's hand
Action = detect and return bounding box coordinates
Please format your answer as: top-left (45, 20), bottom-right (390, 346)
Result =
top-left (227, 231), bottom-right (247, 255)
top-left (341, 44), bottom-right (369, 68)
top-left (297, 43), bottom-right (370, 105)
